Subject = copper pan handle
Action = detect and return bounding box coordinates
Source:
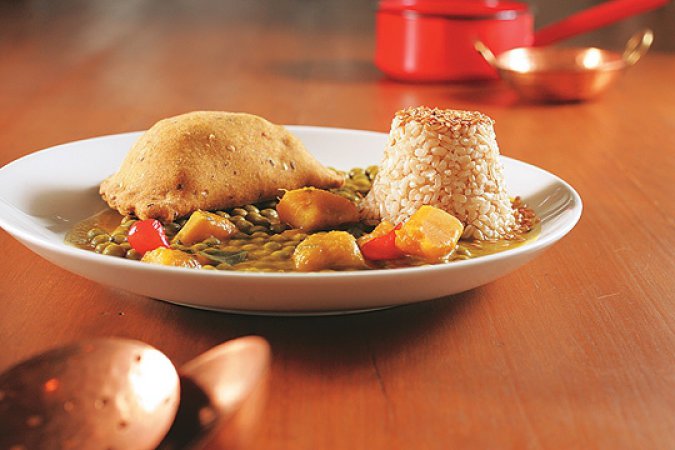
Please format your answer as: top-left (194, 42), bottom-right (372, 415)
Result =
top-left (533, 0), bottom-right (668, 47)
top-left (622, 29), bottom-right (654, 66)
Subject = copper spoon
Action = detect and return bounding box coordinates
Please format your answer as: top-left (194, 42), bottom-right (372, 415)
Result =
top-left (0, 336), bottom-right (270, 450)
top-left (158, 336), bottom-right (271, 450)
top-left (0, 338), bottom-right (180, 450)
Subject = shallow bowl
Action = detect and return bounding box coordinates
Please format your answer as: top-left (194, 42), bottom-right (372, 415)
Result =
top-left (496, 46), bottom-right (627, 102)
top-left (0, 127), bottom-right (582, 315)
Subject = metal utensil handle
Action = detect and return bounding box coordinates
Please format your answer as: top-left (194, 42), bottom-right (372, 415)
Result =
top-left (474, 40), bottom-right (498, 68)
top-left (623, 29), bottom-right (654, 66)
top-left (533, 0), bottom-right (667, 47)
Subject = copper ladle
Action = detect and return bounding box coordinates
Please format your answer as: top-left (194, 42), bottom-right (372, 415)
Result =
top-left (475, 29), bottom-right (654, 102)
top-left (0, 336), bottom-right (270, 450)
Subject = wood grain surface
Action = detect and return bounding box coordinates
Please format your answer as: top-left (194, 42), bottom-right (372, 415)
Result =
top-left (1, 1), bottom-right (674, 449)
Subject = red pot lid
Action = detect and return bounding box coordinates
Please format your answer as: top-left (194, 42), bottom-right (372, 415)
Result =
top-left (378, 0), bottom-right (530, 19)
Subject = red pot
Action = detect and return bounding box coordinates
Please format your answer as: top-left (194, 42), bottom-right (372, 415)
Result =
top-left (376, 0), bottom-right (532, 81)
top-left (375, 0), bottom-right (668, 81)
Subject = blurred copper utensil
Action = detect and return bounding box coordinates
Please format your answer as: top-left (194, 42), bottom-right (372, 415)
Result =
top-left (158, 336), bottom-right (271, 450)
top-left (475, 29), bottom-right (653, 102)
top-left (0, 338), bottom-right (180, 450)
top-left (0, 336), bottom-right (270, 450)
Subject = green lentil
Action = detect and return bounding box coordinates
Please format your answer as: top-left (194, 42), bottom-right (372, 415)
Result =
top-left (260, 208), bottom-right (278, 219)
top-left (248, 249), bottom-right (270, 259)
top-left (126, 249), bottom-right (142, 260)
top-left (269, 249), bottom-right (290, 260)
top-left (349, 168), bottom-right (364, 178)
top-left (247, 213), bottom-right (269, 226)
top-left (279, 246), bottom-right (296, 257)
top-left (221, 245), bottom-right (242, 253)
top-left (164, 222), bottom-right (181, 235)
top-left (86, 228), bottom-right (106, 240)
top-left (269, 223), bottom-right (287, 233)
top-left (263, 241), bottom-right (282, 251)
top-left (103, 244), bottom-right (127, 257)
top-left (235, 220), bottom-right (254, 234)
top-left (91, 234), bottom-right (111, 246)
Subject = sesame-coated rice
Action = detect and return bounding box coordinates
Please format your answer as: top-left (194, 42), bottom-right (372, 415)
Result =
top-left (362, 106), bottom-right (517, 240)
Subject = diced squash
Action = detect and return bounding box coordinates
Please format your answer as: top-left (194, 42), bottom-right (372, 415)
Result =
top-left (277, 188), bottom-right (359, 231)
top-left (395, 205), bottom-right (464, 260)
top-left (357, 220), bottom-right (396, 247)
top-left (172, 210), bottom-right (236, 245)
top-left (141, 247), bottom-right (202, 269)
top-left (292, 231), bottom-right (366, 272)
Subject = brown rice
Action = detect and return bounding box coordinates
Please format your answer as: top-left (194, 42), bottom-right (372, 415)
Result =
top-left (361, 106), bottom-right (517, 240)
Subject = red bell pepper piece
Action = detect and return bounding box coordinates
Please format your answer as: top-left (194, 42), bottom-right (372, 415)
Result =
top-left (360, 224), bottom-right (404, 261)
top-left (128, 219), bottom-right (170, 255)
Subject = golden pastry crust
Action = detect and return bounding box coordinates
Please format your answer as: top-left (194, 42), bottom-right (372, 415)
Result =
top-left (100, 111), bottom-right (344, 222)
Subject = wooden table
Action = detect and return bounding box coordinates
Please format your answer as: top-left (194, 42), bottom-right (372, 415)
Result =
top-left (1, 1), bottom-right (674, 448)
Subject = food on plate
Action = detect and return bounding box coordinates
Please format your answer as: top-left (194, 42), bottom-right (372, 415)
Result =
top-left (141, 247), bottom-right (202, 269)
top-left (357, 221), bottom-right (404, 261)
top-left (393, 205), bottom-right (464, 260)
top-left (172, 210), bottom-right (237, 246)
top-left (292, 231), bottom-right (367, 272)
top-left (100, 111), bottom-right (343, 222)
top-left (361, 106), bottom-right (517, 240)
top-left (127, 219), bottom-right (170, 255)
top-left (276, 188), bottom-right (360, 231)
top-left (68, 108), bottom-right (540, 273)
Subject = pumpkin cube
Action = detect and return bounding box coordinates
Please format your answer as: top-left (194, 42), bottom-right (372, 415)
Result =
top-left (292, 231), bottom-right (366, 272)
top-left (173, 210), bottom-right (236, 245)
top-left (141, 247), bottom-right (202, 269)
top-left (277, 188), bottom-right (359, 232)
top-left (395, 205), bottom-right (464, 260)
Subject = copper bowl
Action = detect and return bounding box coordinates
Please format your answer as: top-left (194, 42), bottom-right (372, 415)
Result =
top-left (475, 29), bottom-right (653, 102)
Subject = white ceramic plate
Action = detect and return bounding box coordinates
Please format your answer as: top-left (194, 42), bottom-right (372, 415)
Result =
top-left (0, 127), bottom-right (581, 314)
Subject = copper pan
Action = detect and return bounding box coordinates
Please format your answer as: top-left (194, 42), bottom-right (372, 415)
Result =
top-left (475, 29), bottom-right (653, 102)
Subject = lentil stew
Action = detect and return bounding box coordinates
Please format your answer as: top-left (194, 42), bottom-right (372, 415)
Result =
top-left (66, 167), bottom-right (540, 272)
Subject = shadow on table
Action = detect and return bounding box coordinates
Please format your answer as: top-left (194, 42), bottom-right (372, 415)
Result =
top-left (166, 290), bottom-right (479, 371)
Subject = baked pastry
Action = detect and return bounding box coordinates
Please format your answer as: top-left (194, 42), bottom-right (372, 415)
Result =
top-left (100, 111), bottom-right (344, 222)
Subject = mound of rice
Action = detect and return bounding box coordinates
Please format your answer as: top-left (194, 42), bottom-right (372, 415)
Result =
top-left (361, 106), bottom-right (517, 240)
